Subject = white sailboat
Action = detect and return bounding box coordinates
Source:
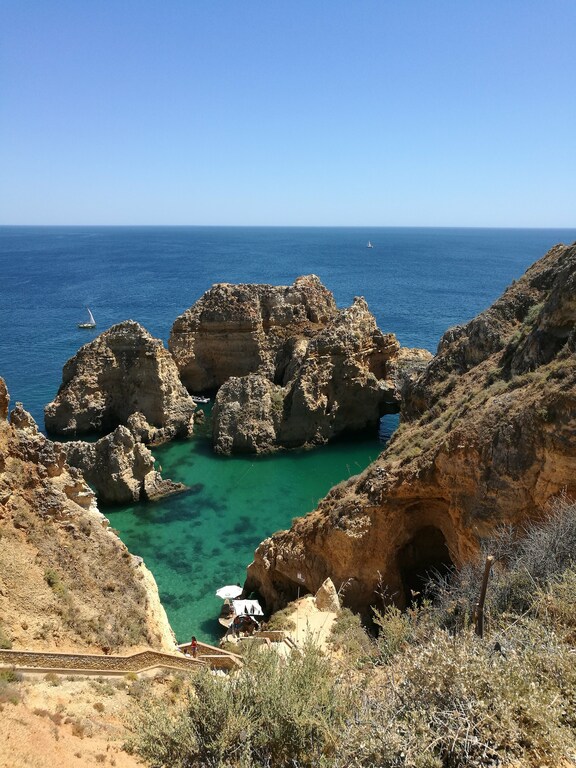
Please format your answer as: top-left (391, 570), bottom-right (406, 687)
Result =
top-left (78, 307), bottom-right (96, 329)
top-left (367, 241), bottom-right (374, 248)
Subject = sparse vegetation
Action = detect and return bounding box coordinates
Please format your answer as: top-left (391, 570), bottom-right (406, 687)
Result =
top-left (524, 300), bottom-right (544, 326)
top-left (328, 607), bottom-right (375, 664)
top-left (0, 668), bottom-right (20, 684)
top-left (263, 605), bottom-right (296, 631)
top-left (44, 567), bottom-right (64, 592)
top-left (0, 622), bottom-right (12, 649)
top-left (0, 668), bottom-right (22, 706)
top-left (129, 499), bottom-right (576, 767)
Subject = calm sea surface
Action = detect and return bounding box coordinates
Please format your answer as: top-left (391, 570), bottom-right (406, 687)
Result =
top-left (1, 226), bottom-right (575, 641)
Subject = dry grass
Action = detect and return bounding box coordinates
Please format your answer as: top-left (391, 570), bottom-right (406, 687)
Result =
top-left (129, 500), bottom-right (576, 768)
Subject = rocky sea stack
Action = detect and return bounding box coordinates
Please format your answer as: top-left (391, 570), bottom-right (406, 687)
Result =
top-left (246, 243), bottom-right (576, 614)
top-left (171, 275), bottom-right (431, 453)
top-left (45, 320), bottom-right (196, 442)
top-left (62, 426), bottom-right (187, 505)
top-left (168, 275), bottom-right (339, 392)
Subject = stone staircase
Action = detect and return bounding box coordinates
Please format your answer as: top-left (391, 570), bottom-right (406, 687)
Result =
top-left (0, 641), bottom-right (242, 679)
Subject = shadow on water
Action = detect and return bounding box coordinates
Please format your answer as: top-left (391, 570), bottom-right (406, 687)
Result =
top-left (162, 591), bottom-right (186, 610)
top-left (199, 617), bottom-right (223, 641)
top-left (230, 515), bottom-right (256, 534)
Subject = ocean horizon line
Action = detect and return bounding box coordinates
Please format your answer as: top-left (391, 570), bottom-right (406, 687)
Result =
top-left (1, 223), bottom-right (575, 232)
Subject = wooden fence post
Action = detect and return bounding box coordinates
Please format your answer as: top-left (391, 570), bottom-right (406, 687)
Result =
top-left (475, 555), bottom-right (494, 638)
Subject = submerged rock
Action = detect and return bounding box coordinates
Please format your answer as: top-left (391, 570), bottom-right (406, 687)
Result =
top-left (246, 242), bottom-right (576, 615)
top-left (45, 320), bottom-right (196, 442)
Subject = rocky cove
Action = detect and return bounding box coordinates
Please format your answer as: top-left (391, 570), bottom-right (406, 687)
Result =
top-left (1, 242), bottom-right (576, 649)
top-left (246, 243), bottom-right (576, 617)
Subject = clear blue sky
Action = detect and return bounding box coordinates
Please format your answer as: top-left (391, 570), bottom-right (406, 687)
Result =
top-left (1, 1), bottom-right (575, 226)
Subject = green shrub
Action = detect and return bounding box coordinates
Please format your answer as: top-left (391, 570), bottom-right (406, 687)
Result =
top-left (328, 608), bottom-right (375, 664)
top-left (0, 668), bottom-right (20, 683)
top-left (44, 568), bottom-right (68, 599)
top-left (264, 605), bottom-right (296, 632)
top-left (373, 604), bottom-right (412, 661)
top-left (129, 502), bottom-right (576, 768)
top-left (336, 620), bottom-right (576, 768)
top-left (130, 642), bottom-right (356, 768)
top-left (524, 301), bottom-right (544, 326)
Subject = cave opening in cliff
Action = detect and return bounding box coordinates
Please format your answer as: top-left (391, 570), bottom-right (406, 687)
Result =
top-left (397, 526), bottom-right (454, 605)
top-left (271, 574), bottom-right (311, 606)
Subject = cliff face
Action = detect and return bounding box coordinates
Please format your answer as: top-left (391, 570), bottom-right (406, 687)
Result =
top-left (246, 243), bottom-right (576, 614)
top-left (168, 275), bottom-right (339, 392)
top-left (0, 381), bottom-right (175, 653)
top-left (44, 321), bottom-right (196, 442)
top-left (213, 297), bottom-right (431, 453)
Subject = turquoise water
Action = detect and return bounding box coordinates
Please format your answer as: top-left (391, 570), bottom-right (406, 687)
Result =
top-left (104, 418), bottom-right (395, 642)
top-left (2, 226), bottom-right (575, 643)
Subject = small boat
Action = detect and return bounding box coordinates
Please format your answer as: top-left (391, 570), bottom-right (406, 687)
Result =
top-left (216, 585), bottom-right (243, 628)
top-left (191, 395), bottom-right (210, 404)
top-left (78, 308), bottom-right (96, 329)
top-left (367, 241), bottom-right (374, 249)
top-left (218, 598), bottom-right (264, 631)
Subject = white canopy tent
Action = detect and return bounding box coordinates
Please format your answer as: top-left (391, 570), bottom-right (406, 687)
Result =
top-left (232, 599), bottom-right (264, 617)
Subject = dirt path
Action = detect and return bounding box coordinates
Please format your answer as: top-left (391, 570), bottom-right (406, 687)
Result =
top-left (284, 594), bottom-right (338, 650)
top-left (0, 676), bottom-right (142, 768)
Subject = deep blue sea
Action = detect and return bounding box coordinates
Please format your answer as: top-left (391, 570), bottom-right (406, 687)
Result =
top-left (1, 226), bottom-right (575, 642)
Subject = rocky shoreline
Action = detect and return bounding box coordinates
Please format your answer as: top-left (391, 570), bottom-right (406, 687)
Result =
top-left (0, 378), bottom-right (176, 654)
top-left (2, 248), bottom-right (575, 650)
top-left (245, 243), bottom-right (576, 616)
top-left (39, 275), bottom-right (430, 504)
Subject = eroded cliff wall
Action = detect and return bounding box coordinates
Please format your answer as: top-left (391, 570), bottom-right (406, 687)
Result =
top-left (213, 297), bottom-right (431, 453)
top-left (0, 380), bottom-right (175, 653)
top-left (171, 275), bottom-right (431, 453)
top-left (246, 243), bottom-right (576, 615)
top-left (168, 275), bottom-right (338, 392)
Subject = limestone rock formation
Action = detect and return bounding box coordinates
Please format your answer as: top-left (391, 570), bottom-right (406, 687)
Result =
top-left (315, 578), bottom-right (341, 613)
top-left (169, 275), bottom-right (338, 392)
top-left (45, 321), bottom-right (196, 442)
top-left (0, 377), bottom-right (9, 421)
top-left (0, 380), bottom-right (176, 652)
top-left (213, 297), bottom-right (432, 453)
top-left (245, 243), bottom-right (576, 616)
top-left (62, 426), bottom-right (187, 504)
top-left (213, 375), bottom-right (281, 455)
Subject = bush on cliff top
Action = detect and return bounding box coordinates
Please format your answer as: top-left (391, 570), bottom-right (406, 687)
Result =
top-left (129, 499), bottom-right (576, 768)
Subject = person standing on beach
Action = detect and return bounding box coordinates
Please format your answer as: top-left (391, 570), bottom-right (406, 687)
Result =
top-left (190, 636), bottom-right (198, 658)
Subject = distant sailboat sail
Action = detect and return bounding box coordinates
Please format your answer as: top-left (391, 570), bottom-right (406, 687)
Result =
top-left (367, 241), bottom-right (373, 248)
top-left (78, 308), bottom-right (96, 329)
